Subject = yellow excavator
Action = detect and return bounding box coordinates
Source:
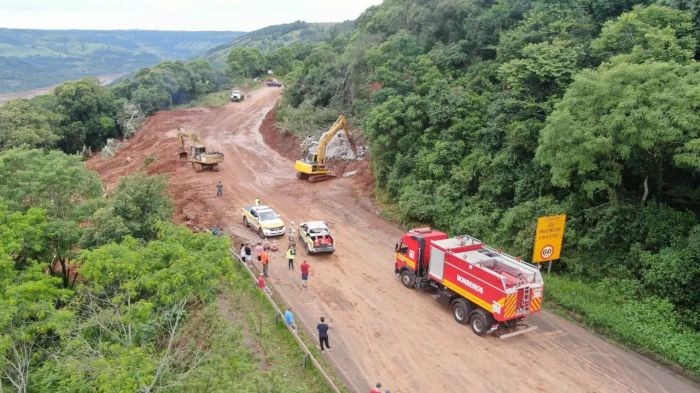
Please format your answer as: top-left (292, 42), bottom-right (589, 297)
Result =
top-left (294, 115), bottom-right (349, 182)
top-left (177, 128), bottom-right (224, 172)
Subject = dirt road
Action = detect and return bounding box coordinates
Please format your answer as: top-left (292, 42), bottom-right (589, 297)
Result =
top-left (88, 87), bottom-right (700, 393)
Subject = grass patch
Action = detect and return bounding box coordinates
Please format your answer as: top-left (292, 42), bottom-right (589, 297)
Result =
top-left (276, 101), bottom-right (342, 138)
top-left (177, 90), bottom-right (231, 109)
top-left (546, 274), bottom-right (700, 377)
top-left (173, 264), bottom-right (347, 392)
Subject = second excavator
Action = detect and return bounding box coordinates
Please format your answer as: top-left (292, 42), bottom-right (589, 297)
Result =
top-left (177, 128), bottom-right (224, 172)
top-left (294, 115), bottom-right (350, 182)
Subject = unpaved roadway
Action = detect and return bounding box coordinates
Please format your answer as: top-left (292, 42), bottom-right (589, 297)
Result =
top-left (88, 87), bottom-right (700, 393)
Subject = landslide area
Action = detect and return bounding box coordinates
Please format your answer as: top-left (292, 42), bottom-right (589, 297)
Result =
top-left (88, 87), bottom-right (700, 393)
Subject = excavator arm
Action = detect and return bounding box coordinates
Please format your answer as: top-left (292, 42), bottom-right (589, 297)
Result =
top-left (313, 115), bottom-right (347, 165)
top-left (294, 115), bottom-right (349, 182)
top-left (177, 128), bottom-right (203, 151)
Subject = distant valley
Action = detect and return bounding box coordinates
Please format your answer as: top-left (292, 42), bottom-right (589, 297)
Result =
top-left (0, 28), bottom-right (244, 93)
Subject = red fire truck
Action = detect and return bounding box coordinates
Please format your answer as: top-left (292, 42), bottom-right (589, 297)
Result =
top-left (394, 228), bottom-right (544, 338)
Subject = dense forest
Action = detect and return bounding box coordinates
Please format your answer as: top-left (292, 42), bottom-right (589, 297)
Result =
top-left (203, 21), bottom-right (355, 65)
top-left (0, 29), bottom-right (243, 93)
top-left (273, 0), bottom-right (700, 374)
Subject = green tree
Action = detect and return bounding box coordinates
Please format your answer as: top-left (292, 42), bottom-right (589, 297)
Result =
top-left (227, 47), bottom-right (264, 77)
top-left (53, 78), bottom-right (119, 153)
top-left (537, 62), bottom-right (700, 203)
top-left (0, 99), bottom-right (61, 150)
top-left (592, 5), bottom-right (697, 63)
top-left (0, 207), bottom-right (73, 393)
top-left (0, 148), bottom-right (102, 288)
top-left (34, 225), bottom-right (232, 392)
top-left (81, 173), bottom-right (174, 248)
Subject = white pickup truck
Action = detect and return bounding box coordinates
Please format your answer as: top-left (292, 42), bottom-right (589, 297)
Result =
top-left (241, 205), bottom-right (286, 238)
top-left (299, 221), bottom-right (335, 254)
top-left (230, 89), bottom-right (243, 102)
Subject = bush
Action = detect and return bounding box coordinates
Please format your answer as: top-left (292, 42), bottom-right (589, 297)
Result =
top-left (546, 275), bottom-right (700, 375)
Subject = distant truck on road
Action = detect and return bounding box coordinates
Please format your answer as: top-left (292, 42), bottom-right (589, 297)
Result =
top-left (395, 228), bottom-right (544, 338)
top-left (230, 89), bottom-right (243, 102)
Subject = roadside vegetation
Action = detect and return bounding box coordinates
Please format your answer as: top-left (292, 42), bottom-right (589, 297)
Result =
top-left (0, 147), bottom-right (332, 392)
top-left (273, 0), bottom-right (700, 375)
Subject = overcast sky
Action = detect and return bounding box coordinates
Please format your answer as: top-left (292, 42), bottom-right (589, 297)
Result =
top-left (0, 0), bottom-right (383, 31)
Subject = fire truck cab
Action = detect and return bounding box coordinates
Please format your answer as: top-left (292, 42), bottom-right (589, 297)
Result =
top-left (395, 227), bottom-right (544, 338)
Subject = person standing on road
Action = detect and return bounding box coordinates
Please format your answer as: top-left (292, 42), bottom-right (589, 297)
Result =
top-left (300, 260), bottom-right (310, 288)
top-left (286, 246), bottom-right (296, 270)
top-left (370, 383), bottom-right (383, 393)
top-left (240, 242), bottom-right (246, 261)
top-left (261, 249), bottom-right (270, 277)
top-left (244, 243), bottom-right (252, 264)
top-left (216, 181), bottom-right (223, 197)
top-left (288, 221), bottom-right (296, 247)
top-left (317, 316), bottom-right (331, 353)
top-left (255, 197), bottom-right (261, 206)
top-left (284, 307), bottom-right (296, 329)
top-left (255, 242), bottom-right (263, 263)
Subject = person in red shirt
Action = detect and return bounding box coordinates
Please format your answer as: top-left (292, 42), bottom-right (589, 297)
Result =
top-left (370, 383), bottom-right (382, 393)
top-left (258, 273), bottom-right (270, 294)
top-left (300, 260), bottom-right (310, 288)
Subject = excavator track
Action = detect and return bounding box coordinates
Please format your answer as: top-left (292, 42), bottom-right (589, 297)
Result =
top-left (308, 174), bottom-right (337, 182)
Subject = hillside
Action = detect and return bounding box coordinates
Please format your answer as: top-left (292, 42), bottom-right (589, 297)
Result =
top-left (0, 29), bottom-right (244, 92)
top-left (278, 0), bottom-right (700, 375)
top-left (203, 20), bottom-right (354, 65)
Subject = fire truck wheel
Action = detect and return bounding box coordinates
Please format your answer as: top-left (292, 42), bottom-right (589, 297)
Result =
top-left (451, 301), bottom-right (469, 325)
top-left (469, 310), bottom-right (491, 336)
top-left (400, 270), bottom-right (415, 288)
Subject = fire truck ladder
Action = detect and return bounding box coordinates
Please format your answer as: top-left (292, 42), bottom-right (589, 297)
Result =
top-left (521, 287), bottom-right (531, 310)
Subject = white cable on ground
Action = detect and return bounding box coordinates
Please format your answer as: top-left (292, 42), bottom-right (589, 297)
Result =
top-left (230, 249), bottom-right (343, 393)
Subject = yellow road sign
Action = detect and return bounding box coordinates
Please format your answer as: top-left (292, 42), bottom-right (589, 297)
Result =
top-left (533, 214), bottom-right (567, 263)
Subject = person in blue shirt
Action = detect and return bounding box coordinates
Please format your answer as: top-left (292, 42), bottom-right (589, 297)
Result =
top-left (284, 307), bottom-right (296, 330)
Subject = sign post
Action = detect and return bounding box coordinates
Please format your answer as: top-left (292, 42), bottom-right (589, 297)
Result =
top-left (532, 214), bottom-right (567, 271)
